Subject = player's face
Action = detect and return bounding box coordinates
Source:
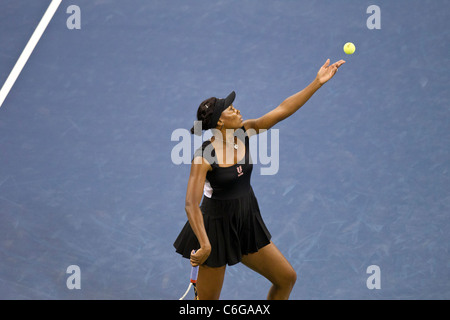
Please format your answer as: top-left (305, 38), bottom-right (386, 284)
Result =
top-left (220, 104), bottom-right (243, 129)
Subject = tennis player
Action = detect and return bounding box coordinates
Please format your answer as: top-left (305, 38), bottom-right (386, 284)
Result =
top-left (174, 59), bottom-right (345, 300)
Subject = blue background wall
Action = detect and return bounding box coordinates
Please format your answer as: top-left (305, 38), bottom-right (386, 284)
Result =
top-left (0, 0), bottom-right (449, 299)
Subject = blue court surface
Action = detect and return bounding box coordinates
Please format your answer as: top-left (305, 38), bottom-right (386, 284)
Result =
top-left (0, 0), bottom-right (449, 300)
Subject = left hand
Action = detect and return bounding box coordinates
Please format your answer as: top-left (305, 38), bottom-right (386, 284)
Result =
top-left (316, 59), bottom-right (346, 85)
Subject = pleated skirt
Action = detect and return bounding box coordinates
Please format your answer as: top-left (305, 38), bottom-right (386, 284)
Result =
top-left (173, 188), bottom-right (272, 268)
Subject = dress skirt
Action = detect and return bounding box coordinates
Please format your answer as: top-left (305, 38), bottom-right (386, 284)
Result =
top-left (173, 187), bottom-right (272, 268)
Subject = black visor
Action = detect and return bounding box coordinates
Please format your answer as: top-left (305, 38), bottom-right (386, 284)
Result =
top-left (207, 91), bottom-right (236, 129)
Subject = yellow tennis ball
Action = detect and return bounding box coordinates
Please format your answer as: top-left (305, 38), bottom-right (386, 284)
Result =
top-left (344, 42), bottom-right (356, 55)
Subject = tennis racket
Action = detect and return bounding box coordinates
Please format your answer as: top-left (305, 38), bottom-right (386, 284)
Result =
top-left (179, 256), bottom-right (199, 300)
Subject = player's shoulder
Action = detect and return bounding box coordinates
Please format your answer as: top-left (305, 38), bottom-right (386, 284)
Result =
top-left (242, 120), bottom-right (259, 137)
top-left (192, 140), bottom-right (215, 168)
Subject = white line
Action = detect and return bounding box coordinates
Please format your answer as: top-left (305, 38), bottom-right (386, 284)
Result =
top-left (0, 0), bottom-right (62, 109)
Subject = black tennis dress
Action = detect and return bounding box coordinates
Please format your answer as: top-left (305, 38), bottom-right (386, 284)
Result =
top-left (173, 127), bottom-right (272, 267)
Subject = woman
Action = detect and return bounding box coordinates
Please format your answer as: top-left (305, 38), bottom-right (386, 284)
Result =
top-left (174, 59), bottom-right (345, 300)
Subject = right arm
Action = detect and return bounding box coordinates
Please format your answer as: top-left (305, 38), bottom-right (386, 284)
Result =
top-left (185, 156), bottom-right (211, 266)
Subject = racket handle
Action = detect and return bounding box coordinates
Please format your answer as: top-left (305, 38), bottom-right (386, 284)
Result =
top-left (190, 265), bottom-right (199, 283)
top-left (190, 249), bottom-right (199, 283)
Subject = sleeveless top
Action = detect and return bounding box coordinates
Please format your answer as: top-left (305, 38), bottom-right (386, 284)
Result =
top-left (194, 127), bottom-right (253, 200)
top-left (174, 126), bottom-right (271, 267)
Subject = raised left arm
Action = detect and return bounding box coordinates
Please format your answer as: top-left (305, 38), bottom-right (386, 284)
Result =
top-left (244, 59), bottom-right (345, 134)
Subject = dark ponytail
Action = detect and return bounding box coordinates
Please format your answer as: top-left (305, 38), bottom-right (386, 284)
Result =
top-left (190, 97), bottom-right (216, 135)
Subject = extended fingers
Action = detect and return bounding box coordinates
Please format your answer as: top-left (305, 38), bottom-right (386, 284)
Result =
top-left (323, 59), bottom-right (345, 69)
top-left (330, 60), bottom-right (345, 76)
top-left (333, 60), bottom-right (346, 68)
top-left (322, 59), bottom-right (330, 68)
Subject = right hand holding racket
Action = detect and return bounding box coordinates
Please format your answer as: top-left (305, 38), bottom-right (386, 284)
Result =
top-left (190, 247), bottom-right (211, 267)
